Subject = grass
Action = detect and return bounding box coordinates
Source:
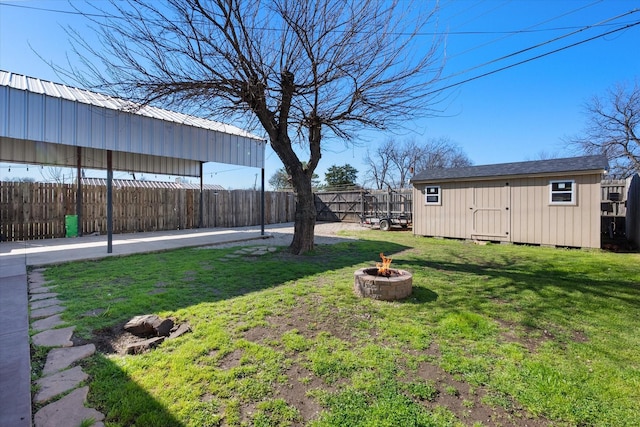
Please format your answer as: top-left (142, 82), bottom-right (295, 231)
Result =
top-left (39, 229), bottom-right (640, 426)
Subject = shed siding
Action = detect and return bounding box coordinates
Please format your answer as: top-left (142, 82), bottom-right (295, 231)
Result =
top-left (510, 174), bottom-right (601, 248)
top-left (413, 181), bottom-right (469, 239)
top-left (413, 173), bottom-right (602, 248)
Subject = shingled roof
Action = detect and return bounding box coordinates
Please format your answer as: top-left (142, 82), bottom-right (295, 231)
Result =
top-left (410, 155), bottom-right (609, 183)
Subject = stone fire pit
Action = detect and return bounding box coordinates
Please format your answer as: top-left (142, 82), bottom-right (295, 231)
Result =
top-left (354, 267), bottom-right (413, 301)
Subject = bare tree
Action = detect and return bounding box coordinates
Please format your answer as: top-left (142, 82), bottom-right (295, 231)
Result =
top-left (570, 80), bottom-right (640, 178)
top-left (65, 0), bottom-right (443, 253)
top-left (365, 137), bottom-right (471, 189)
top-left (40, 166), bottom-right (66, 184)
top-left (364, 139), bottom-right (395, 190)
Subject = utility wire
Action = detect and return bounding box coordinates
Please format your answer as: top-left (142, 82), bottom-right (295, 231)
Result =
top-left (0, 1), bottom-right (631, 36)
top-left (426, 20), bottom-right (640, 97)
top-left (442, 8), bottom-right (640, 81)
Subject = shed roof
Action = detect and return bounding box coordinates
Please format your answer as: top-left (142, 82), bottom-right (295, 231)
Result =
top-left (411, 155), bottom-right (609, 183)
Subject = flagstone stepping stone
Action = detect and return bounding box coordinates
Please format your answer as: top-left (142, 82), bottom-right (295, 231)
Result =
top-left (30, 304), bottom-right (65, 320)
top-left (30, 297), bottom-right (62, 310)
top-left (29, 283), bottom-right (55, 293)
top-left (29, 284), bottom-right (56, 294)
top-left (33, 386), bottom-right (105, 427)
top-left (32, 314), bottom-right (64, 332)
top-left (30, 292), bottom-right (58, 301)
top-left (34, 365), bottom-right (88, 403)
top-left (43, 344), bottom-right (96, 375)
top-left (32, 326), bottom-right (75, 347)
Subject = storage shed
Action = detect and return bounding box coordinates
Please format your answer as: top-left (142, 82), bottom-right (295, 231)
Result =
top-left (410, 155), bottom-right (609, 248)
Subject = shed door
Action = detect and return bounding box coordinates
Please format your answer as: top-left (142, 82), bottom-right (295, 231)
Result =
top-left (470, 182), bottom-right (511, 241)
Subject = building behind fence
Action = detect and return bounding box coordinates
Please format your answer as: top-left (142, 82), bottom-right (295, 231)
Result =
top-left (0, 181), bottom-right (296, 242)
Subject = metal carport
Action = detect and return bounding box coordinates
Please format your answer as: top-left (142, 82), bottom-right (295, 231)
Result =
top-left (0, 70), bottom-right (266, 252)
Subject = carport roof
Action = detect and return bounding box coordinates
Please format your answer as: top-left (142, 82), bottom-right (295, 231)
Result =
top-left (411, 155), bottom-right (609, 183)
top-left (0, 70), bottom-right (265, 176)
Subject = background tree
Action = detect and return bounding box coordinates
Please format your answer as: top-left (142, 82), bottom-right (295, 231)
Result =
top-left (40, 166), bottom-right (66, 184)
top-left (269, 165), bottom-right (319, 191)
top-left (364, 137), bottom-right (471, 189)
top-left (363, 139), bottom-right (394, 190)
top-left (269, 168), bottom-right (293, 191)
top-left (324, 164), bottom-right (359, 190)
top-left (67, 0), bottom-right (443, 253)
top-left (570, 80), bottom-right (640, 178)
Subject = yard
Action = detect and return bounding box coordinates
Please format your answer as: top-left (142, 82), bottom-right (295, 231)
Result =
top-left (33, 229), bottom-right (640, 426)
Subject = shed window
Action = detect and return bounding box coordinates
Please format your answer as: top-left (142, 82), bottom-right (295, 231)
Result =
top-left (425, 186), bottom-right (441, 205)
top-left (549, 180), bottom-right (576, 204)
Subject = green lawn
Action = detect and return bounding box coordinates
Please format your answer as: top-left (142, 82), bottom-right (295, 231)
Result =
top-left (36, 229), bottom-right (640, 426)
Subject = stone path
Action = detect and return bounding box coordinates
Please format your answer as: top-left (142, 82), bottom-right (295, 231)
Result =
top-left (28, 268), bottom-right (105, 427)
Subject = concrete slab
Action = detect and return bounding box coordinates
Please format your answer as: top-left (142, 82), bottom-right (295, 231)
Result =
top-left (43, 344), bottom-right (96, 375)
top-left (30, 297), bottom-right (62, 310)
top-left (0, 265), bottom-right (31, 427)
top-left (0, 262), bottom-right (26, 278)
top-left (0, 330), bottom-right (32, 427)
top-left (31, 314), bottom-right (65, 332)
top-left (0, 274), bottom-right (29, 328)
top-left (32, 326), bottom-right (75, 347)
top-left (34, 365), bottom-right (88, 403)
top-left (0, 225), bottom-right (275, 267)
top-left (30, 304), bottom-right (65, 319)
top-left (33, 386), bottom-right (105, 427)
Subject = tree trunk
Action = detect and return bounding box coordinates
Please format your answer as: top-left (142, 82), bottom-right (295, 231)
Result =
top-left (289, 175), bottom-right (316, 254)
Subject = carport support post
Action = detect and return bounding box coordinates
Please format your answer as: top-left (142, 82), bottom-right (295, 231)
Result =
top-left (76, 147), bottom-right (83, 237)
top-left (107, 150), bottom-right (113, 253)
top-left (261, 167), bottom-right (265, 236)
top-left (199, 162), bottom-right (204, 228)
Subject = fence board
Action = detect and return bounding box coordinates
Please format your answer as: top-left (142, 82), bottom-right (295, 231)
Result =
top-left (0, 182), bottom-right (297, 242)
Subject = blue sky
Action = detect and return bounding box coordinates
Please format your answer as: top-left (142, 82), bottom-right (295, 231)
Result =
top-left (1, 0), bottom-right (638, 188)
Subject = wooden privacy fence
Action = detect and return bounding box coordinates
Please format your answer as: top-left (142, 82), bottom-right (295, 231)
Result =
top-left (315, 189), bottom-right (413, 223)
top-left (0, 182), bottom-right (296, 242)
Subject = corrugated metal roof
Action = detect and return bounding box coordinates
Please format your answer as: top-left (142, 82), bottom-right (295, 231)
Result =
top-left (0, 70), bottom-right (265, 171)
top-left (0, 70), bottom-right (260, 140)
top-left (411, 155), bottom-right (609, 183)
top-left (81, 178), bottom-right (225, 191)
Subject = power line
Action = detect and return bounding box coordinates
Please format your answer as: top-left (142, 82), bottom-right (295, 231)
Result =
top-left (0, 1), bottom-right (633, 36)
top-left (426, 20), bottom-right (640, 97)
top-left (442, 9), bottom-right (640, 81)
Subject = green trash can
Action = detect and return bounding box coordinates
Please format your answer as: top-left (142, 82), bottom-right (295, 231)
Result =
top-left (65, 215), bottom-right (78, 238)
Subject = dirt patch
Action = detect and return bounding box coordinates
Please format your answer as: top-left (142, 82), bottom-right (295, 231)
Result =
top-left (219, 349), bottom-right (243, 370)
top-left (80, 321), bottom-right (143, 354)
top-left (273, 364), bottom-right (323, 424)
top-left (411, 360), bottom-right (548, 427)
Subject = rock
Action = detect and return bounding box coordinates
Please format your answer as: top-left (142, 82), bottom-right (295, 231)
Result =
top-left (33, 386), bottom-right (104, 427)
top-left (30, 297), bottom-right (62, 310)
top-left (124, 314), bottom-right (174, 337)
top-left (30, 292), bottom-right (58, 301)
top-left (169, 322), bottom-right (192, 339)
top-left (34, 366), bottom-right (88, 403)
top-left (31, 314), bottom-right (64, 332)
top-left (32, 326), bottom-right (75, 347)
top-left (43, 344), bottom-right (96, 375)
top-left (30, 304), bottom-right (65, 320)
top-left (125, 336), bottom-right (165, 354)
